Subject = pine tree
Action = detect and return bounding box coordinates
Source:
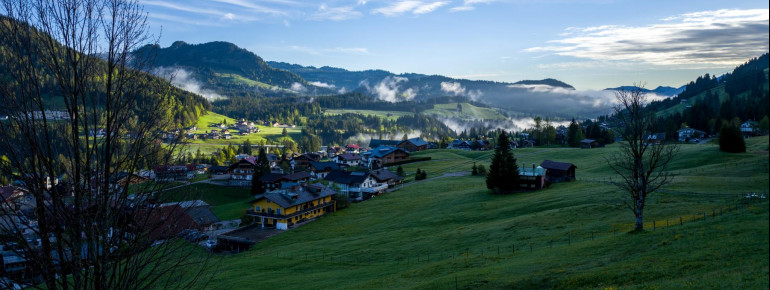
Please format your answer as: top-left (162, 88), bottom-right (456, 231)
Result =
top-left (396, 165), bottom-right (405, 177)
top-left (251, 148), bottom-right (271, 195)
top-left (719, 122), bottom-right (746, 153)
top-left (471, 163), bottom-right (478, 176)
top-left (486, 132), bottom-right (520, 193)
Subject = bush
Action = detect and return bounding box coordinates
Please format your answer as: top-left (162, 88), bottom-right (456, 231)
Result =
top-left (415, 168), bottom-right (427, 180)
top-left (477, 165), bottom-right (487, 176)
top-left (719, 123), bottom-right (746, 153)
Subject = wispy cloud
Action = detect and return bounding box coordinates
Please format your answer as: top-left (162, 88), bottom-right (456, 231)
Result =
top-left (450, 0), bottom-right (495, 12)
top-left (373, 1), bottom-right (449, 16)
top-left (526, 9), bottom-right (769, 67)
top-left (210, 0), bottom-right (288, 15)
top-left (309, 4), bottom-right (362, 21)
top-left (289, 45), bottom-right (371, 56)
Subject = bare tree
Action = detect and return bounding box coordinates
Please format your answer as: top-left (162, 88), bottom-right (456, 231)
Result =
top-left (606, 86), bottom-right (678, 232)
top-left (0, 0), bottom-right (214, 288)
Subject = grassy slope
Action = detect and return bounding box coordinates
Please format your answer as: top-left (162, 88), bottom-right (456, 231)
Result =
top-left (324, 109), bottom-right (412, 121)
top-left (181, 138), bottom-right (768, 289)
top-left (424, 102), bottom-right (508, 120)
top-left (162, 183), bottom-right (252, 221)
top-left (184, 111), bottom-right (302, 150)
top-left (656, 78), bottom-right (769, 118)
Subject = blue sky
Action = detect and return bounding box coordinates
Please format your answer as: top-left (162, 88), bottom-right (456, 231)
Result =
top-left (142, 0), bottom-right (769, 90)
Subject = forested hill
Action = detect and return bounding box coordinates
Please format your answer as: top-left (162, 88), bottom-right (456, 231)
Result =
top-left (604, 85), bottom-right (685, 96)
top-left (0, 18), bottom-right (211, 128)
top-left (136, 41), bottom-right (334, 98)
top-left (644, 53), bottom-right (769, 139)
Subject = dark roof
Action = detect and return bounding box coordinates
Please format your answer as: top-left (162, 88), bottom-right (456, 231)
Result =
top-left (366, 146), bottom-right (409, 158)
top-left (185, 206), bottom-right (220, 226)
top-left (540, 160), bottom-right (576, 171)
top-left (284, 171), bottom-right (311, 182)
top-left (309, 161), bottom-right (340, 171)
top-left (209, 165), bottom-right (229, 172)
top-left (253, 184), bottom-right (336, 208)
top-left (335, 153), bottom-right (361, 161)
top-left (369, 169), bottom-right (403, 182)
top-left (259, 173), bottom-right (286, 183)
top-left (369, 139), bottom-right (401, 148)
top-left (324, 170), bottom-right (371, 185)
top-left (401, 137), bottom-right (428, 147)
top-left (293, 153), bottom-right (321, 162)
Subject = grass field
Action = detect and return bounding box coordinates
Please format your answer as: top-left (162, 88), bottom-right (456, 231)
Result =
top-left (162, 183), bottom-right (252, 221)
top-left (424, 102), bottom-right (508, 120)
top-left (324, 109), bottom-right (413, 121)
top-left (185, 111), bottom-right (302, 146)
top-left (169, 137), bottom-right (768, 289)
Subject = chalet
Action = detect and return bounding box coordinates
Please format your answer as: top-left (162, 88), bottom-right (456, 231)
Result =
top-left (398, 137), bottom-right (428, 152)
top-left (427, 142), bottom-right (439, 149)
top-left (142, 204), bottom-right (201, 241)
top-left (741, 121), bottom-right (759, 136)
top-left (361, 146), bottom-right (410, 168)
top-left (324, 170), bottom-right (387, 201)
top-left (332, 153), bottom-right (361, 167)
top-left (472, 140), bottom-right (491, 150)
top-left (521, 140), bottom-right (535, 148)
top-left (258, 171), bottom-right (312, 190)
top-left (308, 162), bottom-right (340, 179)
top-left (223, 134), bottom-right (232, 140)
top-left (247, 183), bottom-right (336, 230)
top-left (185, 133), bottom-right (198, 140)
top-left (539, 160), bottom-right (576, 182)
top-left (345, 144), bottom-right (361, 154)
top-left (326, 146), bottom-right (342, 157)
top-left (518, 165), bottom-right (547, 189)
top-left (110, 172), bottom-right (149, 191)
top-left (159, 200), bottom-right (220, 231)
top-left (644, 133), bottom-right (666, 145)
top-left (154, 165), bottom-right (194, 181)
top-left (369, 169), bottom-right (403, 187)
top-left (227, 157), bottom-right (258, 186)
top-left (369, 139), bottom-right (400, 148)
top-left (290, 153), bottom-right (321, 171)
top-left (580, 139), bottom-right (601, 149)
top-left (209, 165), bottom-right (229, 175)
top-left (449, 140), bottom-right (472, 150)
top-left (677, 128), bottom-right (706, 142)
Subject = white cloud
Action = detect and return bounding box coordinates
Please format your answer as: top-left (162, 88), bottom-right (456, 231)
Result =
top-left (211, 0), bottom-right (287, 15)
top-left (526, 9), bottom-right (769, 67)
top-left (153, 67), bottom-right (225, 101)
top-left (440, 81), bottom-right (466, 96)
top-left (450, 0), bottom-right (494, 12)
top-left (308, 81), bottom-right (336, 89)
top-left (361, 76), bottom-right (415, 102)
top-left (310, 4), bottom-right (362, 21)
top-left (373, 1), bottom-right (448, 16)
top-left (290, 82), bottom-right (307, 93)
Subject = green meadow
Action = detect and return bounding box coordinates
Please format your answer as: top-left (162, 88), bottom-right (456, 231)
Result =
top-left (170, 137), bottom-right (768, 289)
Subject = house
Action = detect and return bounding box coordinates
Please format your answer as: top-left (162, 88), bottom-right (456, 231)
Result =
top-left (324, 170), bottom-right (387, 201)
top-left (154, 165), bottom-right (194, 181)
top-left (539, 160), bottom-right (576, 182)
top-left (448, 140), bottom-right (472, 150)
top-left (741, 121), bottom-right (759, 136)
top-left (369, 139), bottom-right (401, 148)
top-left (247, 183), bottom-right (336, 230)
top-left (472, 140), bottom-right (491, 150)
top-left (142, 204), bottom-right (201, 241)
top-left (518, 165), bottom-right (547, 189)
top-left (580, 139), bottom-right (601, 149)
top-left (223, 134), bottom-right (232, 140)
top-left (345, 144), bottom-right (361, 154)
top-left (361, 146), bottom-right (410, 168)
top-left (110, 172), bottom-right (149, 190)
top-left (644, 133), bottom-right (666, 145)
top-left (677, 128), bottom-right (706, 142)
top-left (227, 157), bottom-right (258, 186)
top-left (209, 165), bottom-right (229, 175)
top-left (369, 169), bottom-right (403, 187)
top-left (258, 171), bottom-right (312, 190)
top-left (398, 137), bottom-right (428, 152)
top-left (326, 146), bottom-right (342, 157)
top-left (332, 153), bottom-right (361, 167)
top-left (290, 153), bottom-right (321, 171)
top-left (308, 162), bottom-right (340, 179)
top-left (159, 200), bottom-right (220, 231)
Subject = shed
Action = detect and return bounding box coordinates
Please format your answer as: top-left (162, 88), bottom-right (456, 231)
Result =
top-left (539, 160), bottom-right (576, 182)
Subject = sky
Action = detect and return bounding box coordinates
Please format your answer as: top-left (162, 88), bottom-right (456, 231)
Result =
top-left (141, 0), bottom-right (769, 90)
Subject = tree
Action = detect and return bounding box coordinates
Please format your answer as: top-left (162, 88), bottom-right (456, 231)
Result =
top-left (0, 1), bottom-right (213, 288)
top-left (759, 115), bottom-right (769, 135)
top-left (471, 163), bottom-right (478, 175)
top-left (606, 86), bottom-right (678, 232)
top-left (282, 127), bottom-right (288, 137)
top-left (251, 148), bottom-right (270, 195)
top-left (396, 165), bottom-right (404, 177)
top-left (718, 121), bottom-right (746, 153)
top-left (486, 131), bottom-right (520, 193)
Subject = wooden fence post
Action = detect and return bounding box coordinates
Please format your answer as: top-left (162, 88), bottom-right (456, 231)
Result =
top-left (680, 216), bottom-right (683, 225)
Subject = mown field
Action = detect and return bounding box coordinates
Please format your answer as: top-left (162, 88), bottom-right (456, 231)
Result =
top-left (169, 137), bottom-right (768, 289)
top-left (184, 111), bottom-right (302, 147)
top-left (324, 109), bottom-right (413, 121)
top-left (424, 102), bottom-right (508, 120)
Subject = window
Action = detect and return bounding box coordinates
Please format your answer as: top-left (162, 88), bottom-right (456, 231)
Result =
top-left (255, 206), bottom-right (261, 211)
top-left (276, 208), bottom-right (282, 215)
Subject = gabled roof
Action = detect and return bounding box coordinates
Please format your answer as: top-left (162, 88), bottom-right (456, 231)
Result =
top-left (335, 153), bottom-right (361, 161)
top-left (259, 173), bottom-right (286, 183)
top-left (540, 160), bottom-right (576, 171)
top-left (324, 170), bottom-right (371, 185)
top-left (345, 144), bottom-right (361, 149)
top-left (309, 161), bottom-right (340, 171)
top-left (367, 146), bottom-right (409, 158)
top-left (401, 137), bottom-right (428, 147)
top-left (185, 206), bottom-right (220, 226)
top-left (284, 171), bottom-right (311, 181)
top-left (252, 184), bottom-right (336, 208)
top-left (369, 169), bottom-right (403, 182)
top-left (369, 139), bottom-right (401, 148)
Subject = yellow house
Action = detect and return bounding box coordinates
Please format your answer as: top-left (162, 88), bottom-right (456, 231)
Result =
top-left (247, 183), bottom-right (336, 230)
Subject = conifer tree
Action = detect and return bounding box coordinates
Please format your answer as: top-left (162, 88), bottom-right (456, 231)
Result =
top-left (486, 132), bottom-right (520, 193)
top-left (251, 148), bottom-right (270, 195)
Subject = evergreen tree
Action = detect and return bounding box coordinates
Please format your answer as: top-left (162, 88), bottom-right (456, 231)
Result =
top-left (719, 122), bottom-right (746, 153)
top-left (396, 165), bottom-right (404, 177)
top-left (486, 131), bottom-right (520, 193)
top-left (251, 148), bottom-right (271, 195)
top-left (282, 128), bottom-right (288, 137)
top-left (471, 163), bottom-right (478, 176)
top-left (567, 118), bottom-right (581, 147)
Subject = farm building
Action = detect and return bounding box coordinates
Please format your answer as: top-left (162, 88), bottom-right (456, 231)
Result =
top-left (539, 160), bottom-right (576, 182)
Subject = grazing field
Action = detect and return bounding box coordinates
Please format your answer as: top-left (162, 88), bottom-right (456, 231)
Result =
top-left (162, 183), bottom-right (252, 221)
top-left (174, 138), bottom-right (768, 289)
top-left (424, 102), bottom-right (508, 120)
top-left (324, 109), bottom-right (413, 121)
top-left (185, 111), bottom-right (302, 146)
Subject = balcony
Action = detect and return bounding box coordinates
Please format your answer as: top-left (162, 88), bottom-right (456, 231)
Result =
top-left (246, 203), bottom-right (335, 219)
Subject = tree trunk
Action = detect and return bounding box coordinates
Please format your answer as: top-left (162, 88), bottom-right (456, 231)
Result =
top-left (634, 208), bottom-right (644, 231)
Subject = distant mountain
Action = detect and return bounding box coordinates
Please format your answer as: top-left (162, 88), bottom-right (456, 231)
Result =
top-left (135, 41), bottom-right (334, 98)
top-left (514, 78), bottom-right (575, 90)
top-left (604, 85), bottom-right (685, 96)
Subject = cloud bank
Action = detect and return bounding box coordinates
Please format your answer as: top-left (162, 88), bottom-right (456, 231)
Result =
top-left (153, 67), bottom-right (224, 101)
top-left (360, 76), bottom-right (417, 102)
top-left (526, 9), bottom-right (769, 68)
top-left (440, 81), bottom-right (483, 101)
